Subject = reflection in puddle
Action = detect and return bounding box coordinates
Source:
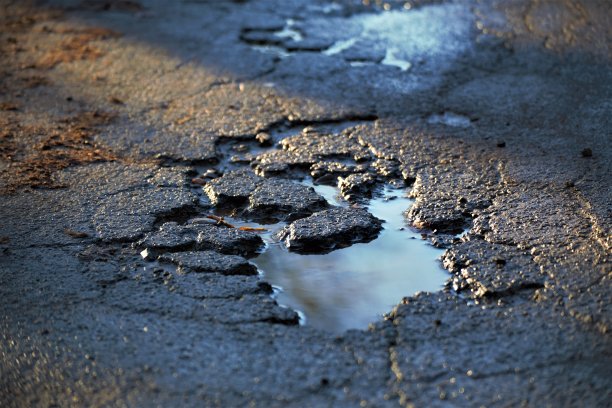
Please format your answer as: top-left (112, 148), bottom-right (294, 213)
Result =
top-left (252, 185), bottom-right (448, 333)
top-left (301, 180), bottom-right (345, 206)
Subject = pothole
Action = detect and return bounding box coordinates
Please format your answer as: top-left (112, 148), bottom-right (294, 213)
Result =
top-left (159, 121), bottom-right (452, 333)
top-left (219, 183), bottom-right (448, 333)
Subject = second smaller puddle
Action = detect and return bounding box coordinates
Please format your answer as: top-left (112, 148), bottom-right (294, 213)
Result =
top-left (251, 184), bottom-right (448, 333)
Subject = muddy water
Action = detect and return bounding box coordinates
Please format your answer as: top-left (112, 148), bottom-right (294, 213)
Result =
top-left (251, 185), bottom-right (448, 333)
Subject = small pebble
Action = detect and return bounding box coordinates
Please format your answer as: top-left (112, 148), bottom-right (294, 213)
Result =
top-left (255, 132), bottom-right (272, 146)
top-left (202, 168), bottom-right (220, 179)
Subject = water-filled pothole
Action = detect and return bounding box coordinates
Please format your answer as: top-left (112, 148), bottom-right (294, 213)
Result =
top-left (189, 121), bottom-right (450, 332)
top-left (243, 183), bottom-right (448, 333)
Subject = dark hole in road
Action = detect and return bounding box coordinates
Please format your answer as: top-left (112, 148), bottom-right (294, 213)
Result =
top-left (225, 182), bottom-right (448, 333)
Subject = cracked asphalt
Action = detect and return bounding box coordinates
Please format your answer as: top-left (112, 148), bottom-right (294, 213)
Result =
top-left (1, 0), bottom-right (610, 406)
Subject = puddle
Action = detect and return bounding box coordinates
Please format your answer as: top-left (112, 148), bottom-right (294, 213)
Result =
top-left (252, 184), bottom-right (448, 333)
top-left (301, 180), bottom-right (345, 207)
top-left (427, 112), bottom-right (472, 128)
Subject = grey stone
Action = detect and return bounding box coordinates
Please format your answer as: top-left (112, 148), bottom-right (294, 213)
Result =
top-left (93, 188), bottom-right (198, 242)
top-left (253, 149), bottom-right (316, 176)
top-left (205, 173), bottom-right (329, 221)
top-left (161, 272), bottom-right (271, 300)
top-left (253, 129), bottom-right (371, 176)
top-left (406, 166), bottom-right (497, 234)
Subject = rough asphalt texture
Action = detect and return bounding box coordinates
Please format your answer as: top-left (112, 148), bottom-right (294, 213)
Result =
top-left (0, 0), bottom-right (610, 407)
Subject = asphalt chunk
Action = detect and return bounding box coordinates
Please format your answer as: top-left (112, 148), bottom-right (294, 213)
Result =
top-left (338, 172), bottom-right (377, 200)
top-left (204, 168), bottom-right (262, 206)
top-left (136, 222), bottom-right (198, 253)
top-left (206, 172), bottom-right (329, 221)
top-left (196, 226), bottom-right (264, 257)
top-left (310, 161), bottom-right (367, 180)
top-left (137, 222), bottom-right (264, 257)
top-left (159, 251), bottom-right (258, 275)
top-left (247, 178), bottom-right (328, 221)
top-left (275, 207), bottom-right (382, 253)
